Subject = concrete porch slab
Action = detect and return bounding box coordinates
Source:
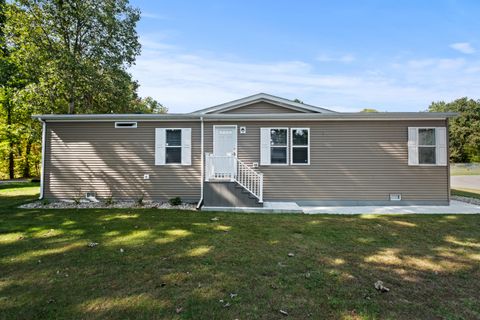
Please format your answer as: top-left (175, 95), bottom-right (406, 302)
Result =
top-left (202, 202), bottom-right (303, 214)
top-left (302, 200), bottom-right (480, 215)
top-left (202, 200), bottom-right (480, 214)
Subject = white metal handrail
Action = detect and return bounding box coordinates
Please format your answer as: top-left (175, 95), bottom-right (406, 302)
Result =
top-left (205, 153), bottom-right (263, 202)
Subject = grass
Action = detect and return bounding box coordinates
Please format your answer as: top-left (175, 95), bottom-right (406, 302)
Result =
top-left (452, 188), bottom-right (480, 200)
top-left (0, 185), bottom-right (479, 319)
top-left (450, 164), bottom-right (480, 176)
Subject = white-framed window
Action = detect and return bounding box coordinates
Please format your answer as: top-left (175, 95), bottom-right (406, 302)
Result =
top-left (269, 128), bottom-right (288, 164)
top-left (291, 128), bottom-right (310, 165)
top-left (155, 128), bottom-right (192, 165)
top-left (418, 128), bottom-right (436, 164)
top-left (115, 121), bottom-right (137, 128)
top-left (261, 128), bottom-right (288, 165)
top-left (408, 127), bottom-right (447, 166)
top-left (165, 129), bottom-right (182, 164)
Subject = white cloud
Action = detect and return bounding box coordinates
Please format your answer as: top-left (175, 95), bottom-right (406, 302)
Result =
top-left (130, 38), bottom-right (480, 113)
top-left (316, 53), bottom-right (355, 63)
top-left (449, 42), bottom-right (476, 54)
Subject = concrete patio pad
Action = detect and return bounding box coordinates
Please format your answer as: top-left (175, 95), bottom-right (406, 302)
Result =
top-left (303, 200), bottom-right (480, 215)
top-left (203, 200), bottom-right (480, 214)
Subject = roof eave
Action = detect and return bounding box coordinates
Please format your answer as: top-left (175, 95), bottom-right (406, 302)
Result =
top-left (32, 112), bottom-right (457, 122)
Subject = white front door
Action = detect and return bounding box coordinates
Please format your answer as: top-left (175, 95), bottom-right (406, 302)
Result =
top-left (214, 125), bottom-right (237, 156)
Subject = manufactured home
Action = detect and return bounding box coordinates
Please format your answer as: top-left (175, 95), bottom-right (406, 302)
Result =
top-left (34, 93), bottom-right (455, 209)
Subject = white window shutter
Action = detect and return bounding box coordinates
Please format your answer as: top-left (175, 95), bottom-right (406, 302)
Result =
top-left (436, 127), bottom-right (447, 166)
top-left (408, 127), bottom-right (418, 166)
top-left (260, 128), bottom-right (271, 165)
top-left (155, 128), bottom-right (166, 165)
top-left (181, 128), bottom-right (192, 165)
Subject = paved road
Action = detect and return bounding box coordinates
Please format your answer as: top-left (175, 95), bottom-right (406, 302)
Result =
top-left (451, 175), bottom-right (480, 191)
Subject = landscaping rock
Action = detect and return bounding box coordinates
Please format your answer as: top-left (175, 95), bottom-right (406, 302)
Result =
top-left (19, 200), bottom-right (196, 210)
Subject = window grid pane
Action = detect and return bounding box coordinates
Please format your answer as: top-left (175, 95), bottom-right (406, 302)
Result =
top-left (166, 147), bottom-right (182, 164)
top-left (270, 129), bottom-right (287, 146)
top-left (292, 147), bottom-right (308, 164)
top-left (292, 129), bottom-right (308, 146)
top-left (418, 128), bottom-right (435, 146)
top-left (166, 129), bottom-right (182, 146)
top-left (271, 147), bottom-right (287, 164)
top-left (419, 146), bottom-right (436, 164)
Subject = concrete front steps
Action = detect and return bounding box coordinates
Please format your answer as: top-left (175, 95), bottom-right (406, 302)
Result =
top-left (203, 181), bottom-right (262, 208)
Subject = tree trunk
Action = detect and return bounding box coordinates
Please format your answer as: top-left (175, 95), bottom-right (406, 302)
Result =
top-left (8, 144), bottom-right (14, 179)
top-left (6, 100), bottom-right (14, 179)
top-left (68, 99), bottom-right (75, 114)
top-left (22, 140), bottom-right (32, 178)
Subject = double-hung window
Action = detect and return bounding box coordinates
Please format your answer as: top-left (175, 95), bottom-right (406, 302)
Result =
top-left (270, 128), bottom-right (288, 164)
top-left (166, 129), bottom-right (182, 164)
top-left (291, 128), bottom-right (310, 165)
top-left (418, 128), bottom-right (436, 164)
top-left (155, 128), bottom-right (192, 165)
top-left (408, 127), bottom-right (447, 166)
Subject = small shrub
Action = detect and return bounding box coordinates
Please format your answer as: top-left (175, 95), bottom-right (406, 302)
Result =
top-left (30, 178), bottom-right (40, 183)
top-left (136, 194), bottom-right (144, 206)
top-left (105, 194), bottom-right (114, 206)
top-left (42, 199), bottom-right (50, 206)
top-left (169, 197), bottom-right (182, 206)
top-left (73, 188), bottom-right (82, 205)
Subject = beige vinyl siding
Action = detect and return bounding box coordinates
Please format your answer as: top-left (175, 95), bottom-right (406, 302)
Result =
top-left (44, 121), bottom-right (201, 201)
top-left (204, 120), bottom-right (448, 202)
top-left (220, 102), bottom-right (307, 114)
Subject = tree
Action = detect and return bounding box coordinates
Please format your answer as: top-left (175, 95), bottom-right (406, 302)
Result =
top-left (293, 98), bottom-right (304, 104)
top-left (360, 108), bottom-right (379, 113)
top-left (429, 98), bottom-right (480, 163)
top-left (0, 0), bottom-right (155, 179)
top-left (11, 0), bottom-right (141, 114)
top-left (132, 96), bottom-right (168, 114)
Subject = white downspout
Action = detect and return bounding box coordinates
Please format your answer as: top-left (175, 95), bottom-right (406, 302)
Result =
top-left (39, 119), bottom-right (46, 199)
top-left (196, 116), bottom-right (204, 209)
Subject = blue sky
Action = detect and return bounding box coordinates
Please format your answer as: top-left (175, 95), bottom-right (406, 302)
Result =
top-left (129, 0), bottom-right (480, 113)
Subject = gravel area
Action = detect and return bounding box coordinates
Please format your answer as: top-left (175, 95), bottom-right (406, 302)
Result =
top-left (451, 195), bottom-right (480, 206)
top-left (19, 200), bottom-right (197, 210)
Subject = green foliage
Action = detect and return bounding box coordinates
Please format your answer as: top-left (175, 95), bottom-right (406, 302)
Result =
top-left (429, 98), bottom-right (480, 163)
top-left (105, 194), bottom-right (114, 206)
top-left (0, 0), bottom-right (165, 179)
top-left (168, 197), bottom-right (182, 206)
top-left (360, 108), bottom-right (379, 113)
top-left (136, 193), bottom-right (144, 206)
top-left (132, 96), bottom-right (168, 114)
top-left (293, 98), bottom-right (304, 104)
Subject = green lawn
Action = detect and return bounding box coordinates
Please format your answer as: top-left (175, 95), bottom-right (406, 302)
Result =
top-left (1, 185), bottom-right (480, 319)
top-left (450, 164), bottom-right (480, 176)
top-left (452, 188), bottom-right (480, 200)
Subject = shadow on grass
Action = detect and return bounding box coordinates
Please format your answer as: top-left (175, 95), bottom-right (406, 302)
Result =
top-left (0, 186), bottom-right (479, 319)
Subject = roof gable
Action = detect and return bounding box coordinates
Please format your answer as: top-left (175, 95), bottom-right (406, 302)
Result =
top-left (191, 93), bottom-right (337, 114)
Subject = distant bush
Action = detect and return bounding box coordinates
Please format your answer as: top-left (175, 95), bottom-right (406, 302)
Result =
top-left (30, 178), bottom-right (40, 183)
top-left (169, 197), bottom-right (182, 206)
